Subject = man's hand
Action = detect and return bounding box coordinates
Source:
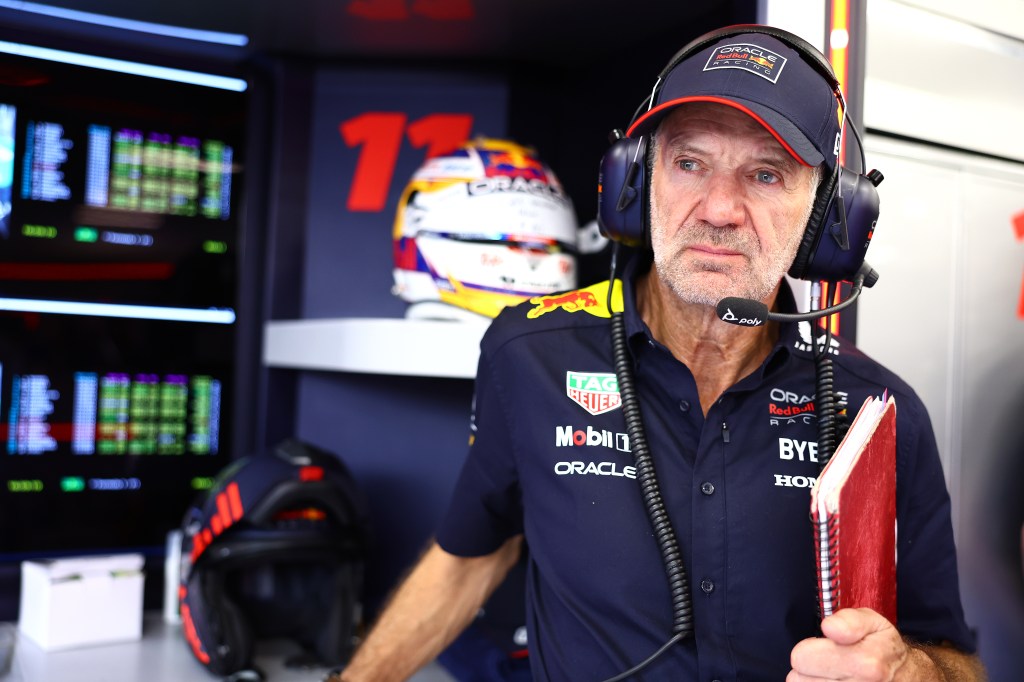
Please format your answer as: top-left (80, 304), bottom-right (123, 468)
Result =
top-left (788, 608), bottom-right (939, 681)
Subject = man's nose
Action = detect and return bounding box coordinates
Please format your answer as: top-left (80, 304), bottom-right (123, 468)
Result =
top-left (694, 171), bottom-right (744, 228)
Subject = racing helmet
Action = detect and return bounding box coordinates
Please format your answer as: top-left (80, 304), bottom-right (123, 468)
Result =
top-left (392, 137), bottom-right (578, 320)
top-left (178, 439), bottom-right (369, 677)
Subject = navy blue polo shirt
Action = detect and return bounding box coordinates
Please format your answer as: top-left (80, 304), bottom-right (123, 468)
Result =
top-left (437, 258), bottom-right (974, 681)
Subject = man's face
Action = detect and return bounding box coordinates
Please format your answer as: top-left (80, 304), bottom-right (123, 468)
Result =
top-left (648, 102), bottom-right (820, 307)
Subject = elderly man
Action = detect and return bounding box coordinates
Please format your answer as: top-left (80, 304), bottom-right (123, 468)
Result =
top-left (334, 25), bottom-right (982, 682)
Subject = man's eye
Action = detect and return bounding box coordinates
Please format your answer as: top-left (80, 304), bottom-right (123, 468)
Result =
top-left (679, 160), bottom-right (699, 171)
top-left (756, 170), bottom-right (779, 184)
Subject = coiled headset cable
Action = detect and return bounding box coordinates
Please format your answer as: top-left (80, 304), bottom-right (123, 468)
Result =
top-left (598, 244), bottom-right (692, 682)
top-left (597, 245), bottom-right (863, 679)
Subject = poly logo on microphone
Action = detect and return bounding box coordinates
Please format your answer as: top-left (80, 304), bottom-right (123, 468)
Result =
top-left (721, 307), bottom-right (763, 327)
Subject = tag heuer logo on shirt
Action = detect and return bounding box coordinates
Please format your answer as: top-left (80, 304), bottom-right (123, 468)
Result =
top-left (566, 371), bottom-right (621, 415)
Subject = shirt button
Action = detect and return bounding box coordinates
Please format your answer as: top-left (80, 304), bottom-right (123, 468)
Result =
top-left (678, 400), bottom-right (691, 413)
top-left (700, 481), bottom-right (715, 495)
top-left (701, 579), bottom-right (714, 594)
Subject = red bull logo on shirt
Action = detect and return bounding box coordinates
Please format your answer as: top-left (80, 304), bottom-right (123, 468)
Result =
top-left (525, 280), bottom-right (621, 319)
top-left (527, 290), bottom-right (598, 318)
top-left (566, 371), bottom-right (621, 415)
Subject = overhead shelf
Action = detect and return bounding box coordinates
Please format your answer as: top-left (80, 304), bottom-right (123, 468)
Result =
top-left (262, 318), bottom-right (487, 379)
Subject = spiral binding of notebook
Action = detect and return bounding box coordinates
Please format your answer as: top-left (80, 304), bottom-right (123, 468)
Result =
top-left (815, 514), bottom-right (841, 618)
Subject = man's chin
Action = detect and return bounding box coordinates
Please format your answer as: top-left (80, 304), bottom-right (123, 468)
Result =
top-left (670, 285), bottom-right (728, 309)
top-left (672, 274), bottom-right (750, 308)
top-left (655, 259), bottom-right (779, 307)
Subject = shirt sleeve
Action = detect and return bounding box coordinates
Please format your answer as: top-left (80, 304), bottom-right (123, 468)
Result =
top-left (894, 391), bottom-right (976, 652)
top-left (436, 346), bottom-right (524, 557)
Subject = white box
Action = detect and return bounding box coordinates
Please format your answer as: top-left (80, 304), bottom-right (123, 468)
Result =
top-left (18, 553), bottom-right (145, 650)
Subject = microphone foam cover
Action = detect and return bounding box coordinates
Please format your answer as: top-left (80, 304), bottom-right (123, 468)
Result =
top-left (716, 297), bottom-right (769, 327)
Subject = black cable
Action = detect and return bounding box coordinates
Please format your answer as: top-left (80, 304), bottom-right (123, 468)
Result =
top-left (598, 633), bottom-right (687, 682)
top-left (810, 285), bottom-right (858, 624)
top-left (596, 245), bottom-right (692, 682)
top-left (811, 266), bottom-right (868, 466)
top-left (811, 270), bottom-right (869, 470)
top-left (610, 310), bottom-right (693, 636)
top-left (845, 115), bottom-right (868, 176)
top-left (813, 320), bottom-right (838, 469)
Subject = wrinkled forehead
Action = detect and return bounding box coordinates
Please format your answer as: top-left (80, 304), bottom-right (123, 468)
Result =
top-left (654, 103), bottom-right (807, 169)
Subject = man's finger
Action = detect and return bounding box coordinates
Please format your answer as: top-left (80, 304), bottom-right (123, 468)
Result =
top-left (791, 634), bottom-right (850, 679)
top-left (820, 607), bottom-right (893, 646)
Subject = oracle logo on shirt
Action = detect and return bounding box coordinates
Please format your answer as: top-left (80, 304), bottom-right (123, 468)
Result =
top-left (767, 386), bottom-right (847, 428)
top-left (553, 460), bottom-right (637, 480)
top-left (565, 371), bottom-right (621, 415)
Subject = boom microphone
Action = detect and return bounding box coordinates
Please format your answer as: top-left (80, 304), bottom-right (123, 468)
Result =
top-left (716, 263), bottom-right (879, 328)
top-left (716, 298), bottom-right (770, 327)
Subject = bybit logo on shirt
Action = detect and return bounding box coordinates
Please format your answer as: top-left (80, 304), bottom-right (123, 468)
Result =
top-left (773, 437), bottom-right (819, 488)
top-left (778, 437), bottom-right (819, 463)
top-left (565, 371), bottom-right (621, 415)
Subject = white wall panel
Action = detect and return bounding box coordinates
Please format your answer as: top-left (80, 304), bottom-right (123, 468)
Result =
top-left (858, 134), bottom-right (1024, 672)
top-left (895, 0), bottom-right (1024, 40)
top-left (859, 135), bottom-right (1024, 525)
top-left (865, 0), bottom-right (1024, 162)
top-left (854, 141), bottom-right (963, 486)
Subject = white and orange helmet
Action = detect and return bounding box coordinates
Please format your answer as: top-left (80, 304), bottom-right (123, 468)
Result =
top-left (392, 138), bottom-right (578, 320)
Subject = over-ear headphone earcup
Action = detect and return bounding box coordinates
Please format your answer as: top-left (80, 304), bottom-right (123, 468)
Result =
top-left (598, 135), bottom-right (648, 247)
top-left (789, 169), bottom-right (838, 281)
top-left (789, 167), bottom-right (882, 282)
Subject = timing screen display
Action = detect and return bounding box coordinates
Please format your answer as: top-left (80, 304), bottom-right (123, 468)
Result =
top-left (18, 118), bottom-right (233, 220)
top-left (0, 47), bottom-right (243, 559)
top-left (0, 310), bottom-right (233, 556)
top-left (0, 59), bottom-right (243, 311)
top-left (5, 369), bottom-right (221, 457)
top-left (0, 359), bottom-right (230, 555)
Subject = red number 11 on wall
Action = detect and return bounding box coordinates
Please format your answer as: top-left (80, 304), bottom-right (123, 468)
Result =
top-left (339, 112), bottom-right (474, 212)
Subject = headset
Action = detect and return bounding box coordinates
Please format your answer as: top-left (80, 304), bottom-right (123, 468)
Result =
top-left (597, 24), bottom-right (883, 284)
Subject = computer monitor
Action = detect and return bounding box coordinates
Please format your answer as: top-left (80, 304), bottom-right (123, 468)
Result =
top-left (0, 41), bottom-right (246, 579)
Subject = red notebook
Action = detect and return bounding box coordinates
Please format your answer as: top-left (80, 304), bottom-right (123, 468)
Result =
top-left (810, 393), bottom-right (897, 624)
